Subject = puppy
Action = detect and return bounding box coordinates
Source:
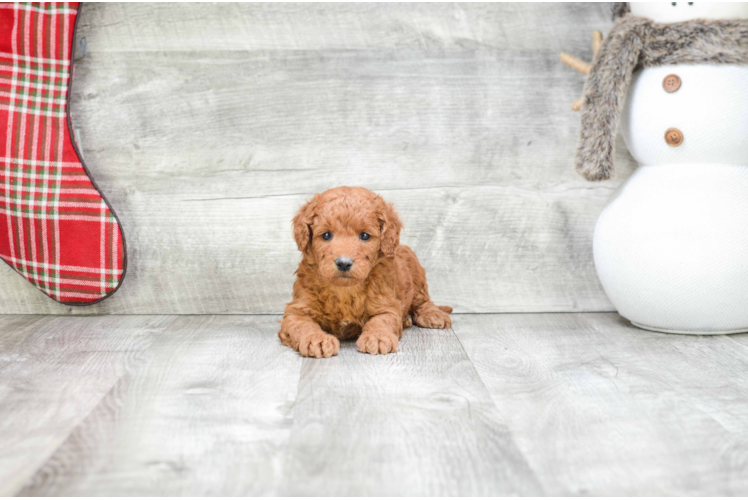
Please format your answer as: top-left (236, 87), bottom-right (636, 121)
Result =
top-left (279, 186), bottom-right (452, 358)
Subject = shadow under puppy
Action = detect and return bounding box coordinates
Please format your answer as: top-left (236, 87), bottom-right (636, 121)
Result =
top-left (279, 186), bottom-right (452, 357)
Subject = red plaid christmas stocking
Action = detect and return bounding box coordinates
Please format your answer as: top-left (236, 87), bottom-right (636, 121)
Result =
top-left (0, 2), bottom-right (126, 305)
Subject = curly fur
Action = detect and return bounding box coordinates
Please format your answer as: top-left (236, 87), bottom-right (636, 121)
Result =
top-left (279, 186), bottom-right (452, 358)
top-left (576, 15), bottom-right (748, 181)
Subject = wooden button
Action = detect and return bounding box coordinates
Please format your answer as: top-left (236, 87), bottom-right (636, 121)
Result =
top-left (664, 128), bottom-right (683, 147)
top-left (663, 74), bottom-right (681, 93)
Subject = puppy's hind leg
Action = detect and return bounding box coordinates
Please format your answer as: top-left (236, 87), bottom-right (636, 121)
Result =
top-left (402, 244), bottom-right (452, 329)
top-left (413, 301), bottom-right (452, 329)
top-left (411, 286), bottom-right (452, 330)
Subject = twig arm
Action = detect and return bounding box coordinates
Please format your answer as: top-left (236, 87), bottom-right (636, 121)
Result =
top-left (561, 30), bottom-right (604, 111)
top-left (592, 30), bottom-right (603, 55)
top-left (560, 52), bottom-right (591, 76)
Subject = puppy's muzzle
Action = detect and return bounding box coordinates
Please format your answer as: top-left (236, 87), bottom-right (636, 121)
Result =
top-left (335, 256), bottom-right (353, 272)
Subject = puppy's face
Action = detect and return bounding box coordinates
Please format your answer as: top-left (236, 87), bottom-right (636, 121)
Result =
top-left (310, 205), bottom-right (381, 286)
top-left (293, 187), bottom-right (402, 287)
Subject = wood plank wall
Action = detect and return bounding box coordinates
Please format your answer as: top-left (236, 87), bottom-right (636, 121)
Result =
top-left (0, 3), bottom-right (637, 314)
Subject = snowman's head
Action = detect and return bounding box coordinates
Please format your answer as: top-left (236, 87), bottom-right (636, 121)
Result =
top-left (629, 2), bottom-right (748, 23)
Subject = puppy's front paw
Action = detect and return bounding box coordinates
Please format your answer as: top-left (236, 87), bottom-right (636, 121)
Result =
top-left (414, 303), bottom-right (452, 329)
top-left (357, 330), bottom-right (399, 355)
top-left (299, 332), bottom-right (340, 358)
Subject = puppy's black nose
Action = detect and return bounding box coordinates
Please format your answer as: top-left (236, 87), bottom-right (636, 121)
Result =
top-left (335, 257), bottom-right (353, 272)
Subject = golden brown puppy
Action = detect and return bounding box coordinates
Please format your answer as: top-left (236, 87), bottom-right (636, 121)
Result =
top-left (279, 186), bottom-right (452, 357)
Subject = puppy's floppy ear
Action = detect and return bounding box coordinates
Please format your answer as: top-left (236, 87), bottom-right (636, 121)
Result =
top-left (292, 195), bottom-right (320, 254)
top-left (375, 197), bottom-right (402, 257)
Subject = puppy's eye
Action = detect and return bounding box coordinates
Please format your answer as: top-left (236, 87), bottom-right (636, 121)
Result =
top-left (321, 232), bottom-right (332, 241)
top-left (359, 232), bottom-right (370, 241)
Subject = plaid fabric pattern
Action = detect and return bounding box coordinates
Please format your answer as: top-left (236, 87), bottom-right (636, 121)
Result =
top-left (0, 2), bottom-right (125, 304)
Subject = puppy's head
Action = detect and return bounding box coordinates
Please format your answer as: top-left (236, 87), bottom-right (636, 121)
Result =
top-left (292, 186), bottom-right (402, 287)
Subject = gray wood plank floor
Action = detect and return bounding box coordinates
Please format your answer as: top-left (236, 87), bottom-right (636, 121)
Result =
top-left (3, 313), bottom-right (748, 496)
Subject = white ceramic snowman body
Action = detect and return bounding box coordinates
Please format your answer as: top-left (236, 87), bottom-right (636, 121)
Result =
top-left (593, 2), bottom-right (748, 334)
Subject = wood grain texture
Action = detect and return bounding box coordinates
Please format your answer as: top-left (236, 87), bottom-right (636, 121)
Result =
top-left (729, 333), bottom-right (748, 349)
top-left (76, 3), bottom-right (612, 52)
top-left (17, 315), bottom-right (302, 496)
top-left (0, 2), bottom-right (636, 314)
top-left (4, 313), bottom-right (748, 495)
top-left (0, 314), bottom-right (176, 496)
top-left (8, 315), bottom-right (541, 496)
top-left (454, 313), bottom-right (748, 496)
top-left (280, 325), bottom-right (541, 496)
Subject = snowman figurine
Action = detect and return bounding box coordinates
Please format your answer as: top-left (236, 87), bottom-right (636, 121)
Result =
top-left (562, 2), bottom-right (748, 334)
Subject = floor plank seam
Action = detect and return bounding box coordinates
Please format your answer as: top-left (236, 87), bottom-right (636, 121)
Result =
top-left (446, 324), bottom-right (546, 494)
top-left (11, 315), bottom-right (182, 495)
